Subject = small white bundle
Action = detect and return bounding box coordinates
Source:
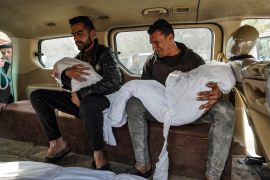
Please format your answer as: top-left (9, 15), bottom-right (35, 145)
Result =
top-left (53, 57), bottom-right (102, 92)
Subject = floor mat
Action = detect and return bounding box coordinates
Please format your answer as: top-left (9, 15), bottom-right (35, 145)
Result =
top-left (0, 138), bottom-right (267, 180)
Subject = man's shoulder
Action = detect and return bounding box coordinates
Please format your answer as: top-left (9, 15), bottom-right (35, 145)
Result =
top-left (97, 44), bottom-right (110, 54)
top-left (145, 53), bottom-right (156, 64)
top-left (96, 44), bottom-right (118, 64)
top-left (176, 42), bottom-right (205, 64)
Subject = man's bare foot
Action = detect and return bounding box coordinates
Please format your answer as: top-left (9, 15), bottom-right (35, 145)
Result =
top-left (135, 163), bottom-right (151, 174)
top-left (0, 103), bottom-right (7, 112)
top-left (47, 137), bottom-right (68, 158)
top-left (94, 150), bottom-right (107, 169)
top-left (205, 176), bottom-right (214, 180)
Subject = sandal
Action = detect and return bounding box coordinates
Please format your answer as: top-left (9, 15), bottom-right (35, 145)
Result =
top-left (44, 147), bottom-right (71, 163)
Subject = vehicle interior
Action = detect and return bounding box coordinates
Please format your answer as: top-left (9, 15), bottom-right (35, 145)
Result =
top-left (0, 0), bottom-right (270, 179)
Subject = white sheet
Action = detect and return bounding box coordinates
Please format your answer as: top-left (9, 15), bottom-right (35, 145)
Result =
top-left (0, 161), bottom-right (146, 180)
top-left (53, 57), bottom-right (103, 92)
top-left (106, 61), bottom-right (235, 126)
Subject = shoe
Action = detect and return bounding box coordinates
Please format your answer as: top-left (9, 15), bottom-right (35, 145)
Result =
top-left (44, 147), bottom-right (71, 163)
top-left (92, 160), bottom-right (111, 171)
top-left (243, 155), bottom-right (266, 165)
top-left (125, 166), bottom-right (152, 178)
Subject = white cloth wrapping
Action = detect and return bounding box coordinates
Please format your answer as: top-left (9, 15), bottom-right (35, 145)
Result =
top-left (0, 161), bottom-right (146, 180)
top-left (53, 57), bottom-right (103, 92)
top-left (154, 61), bottom-right (235, 179)
top-left (107, 61), bottom-right (236, 127)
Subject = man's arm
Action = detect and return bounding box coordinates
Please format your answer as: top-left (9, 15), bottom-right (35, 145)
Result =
top-left (188, 51), bottom-right (222, 111)
top-left (76, 50), bottom-right (121, 100)
top-left (141, 56), bottom-right (154, 80)
top-left (61, 64), bottom-right (90, 90)
top-left (187, 50), bottom-right (222, 111)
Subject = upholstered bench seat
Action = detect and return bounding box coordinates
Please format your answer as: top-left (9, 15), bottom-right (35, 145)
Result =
top-left (0, 100), bottom-right (232, 179)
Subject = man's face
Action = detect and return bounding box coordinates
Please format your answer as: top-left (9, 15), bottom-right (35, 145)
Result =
top-left (71, 22), bottom-right (95, 51)
top-left (0, 48), bottom-right (12, 62)
top-left (149, 30), bottom-right (173, 58)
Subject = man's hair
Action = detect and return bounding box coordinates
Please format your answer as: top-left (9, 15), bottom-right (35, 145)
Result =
top-left (148, 19), bottom-right (174, 37)
top-left (69, 16), bottom-right (95, 30)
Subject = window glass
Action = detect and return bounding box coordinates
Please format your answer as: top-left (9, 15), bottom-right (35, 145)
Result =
top-left (116, 28), bottom-right (212, 74)
top-left (116, 31), bottom-right (152, 74)
top-left (242, 19), bottom-right (270, 61)
top-left (39, 37), bottom-right (79, 68)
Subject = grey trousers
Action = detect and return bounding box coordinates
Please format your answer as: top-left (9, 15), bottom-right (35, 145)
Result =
top-left (126, 97), bottom-right (234, 180)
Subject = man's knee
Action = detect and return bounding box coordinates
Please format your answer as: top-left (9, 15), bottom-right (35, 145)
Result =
top-left (80, 96), bottom-right (109, 115)
top-left (30, 89), bottom-right (45, 104)
top-left (212, 99), bottom-right (235, 128)
top-left (126, 97), bottom-right (145, 114)
top-left (126, 97), bottom-right (147, 126)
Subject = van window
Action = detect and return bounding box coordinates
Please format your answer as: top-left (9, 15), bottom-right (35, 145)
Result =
top-left (39, 37), bottom-right (79, 68)
top-left (242, 19), bottom-right (270, 61)
top-left (115, 28), bottom-right (212, 74)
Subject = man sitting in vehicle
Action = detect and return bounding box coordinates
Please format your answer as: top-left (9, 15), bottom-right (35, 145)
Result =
top-left (30, 16), bottom-right (122, 170)
top-left (125, 19), bottom-right (235, 180)
top-left (0, 43), bottom-right (13, 111)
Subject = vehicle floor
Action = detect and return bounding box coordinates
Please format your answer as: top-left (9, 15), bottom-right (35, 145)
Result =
top-left (0, 138), bottom-right (268, 180)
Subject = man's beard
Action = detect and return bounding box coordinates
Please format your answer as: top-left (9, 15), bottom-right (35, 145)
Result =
top-left (156, 51), bottom-right (164, 58)
top-left (76, 38), bottom-right (93, 51)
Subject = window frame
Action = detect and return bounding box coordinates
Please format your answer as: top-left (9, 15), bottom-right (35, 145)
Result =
top-left (37, 35), bottom-right (75, 68)
top-left (108, 23), bottom-right (223, 76)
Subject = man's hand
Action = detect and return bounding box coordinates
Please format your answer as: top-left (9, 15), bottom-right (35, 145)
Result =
top-left (0, 103), bottom-right (7, 112)
top-left (197, 82), bottom-right (223, 111)
top-left (66, 64), bottom-right (90, 82)
top-left (71, 92), bottom-right (80, 107)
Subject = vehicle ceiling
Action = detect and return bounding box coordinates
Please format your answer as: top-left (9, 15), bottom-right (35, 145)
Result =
top-left (0, 0), bottom-right (269, 39)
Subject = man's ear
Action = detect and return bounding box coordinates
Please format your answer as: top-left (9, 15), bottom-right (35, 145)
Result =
top-left (89, 29), bottom-right (96, 39)
top-left (168, 33), bottom-right (174, 41)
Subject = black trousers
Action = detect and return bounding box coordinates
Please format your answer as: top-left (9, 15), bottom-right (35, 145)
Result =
top-left (30, 89), bottom-right (110, 151)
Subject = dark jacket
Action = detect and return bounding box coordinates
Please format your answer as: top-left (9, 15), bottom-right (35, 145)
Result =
top-left (142, 42), bottom-right (205, 85)
top-left (61, 39), bottom-right (122, 100)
